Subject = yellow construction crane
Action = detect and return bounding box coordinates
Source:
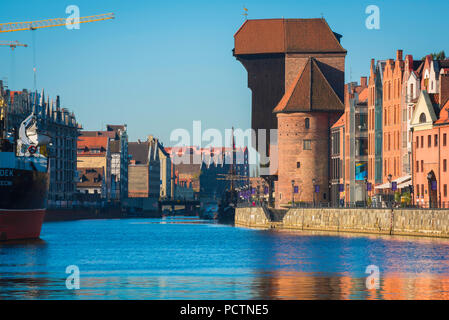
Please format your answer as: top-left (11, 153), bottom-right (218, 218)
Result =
top-left (0, 13), bottom-right (114, 89)
top-left (0, 13), bottom-right (114, 33)
top-left (0, 40), bottom-right (28, 50)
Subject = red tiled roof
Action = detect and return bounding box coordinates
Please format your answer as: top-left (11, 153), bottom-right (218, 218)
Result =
top-left (77, 136), bottom-right (108, 151)
top-left (9, 91), bottom-right (22, 103)
top-left (358, 88), bottom-right (368, 102)
top-left (435, 100), bottom-right (449, 125)
top-left (273, 57), bottom-right (344, 113)
top-left (331, 114), bottom-right (345, 129)
top-left (234, 18), bottom-right (346, 55)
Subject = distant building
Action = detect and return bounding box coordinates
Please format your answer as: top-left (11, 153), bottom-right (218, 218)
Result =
top-left (165, 146), bottom-right (249, 200)
top-left (330, 115), bottom-right (344, 206)
top-left (77, 136), bottom-right (111, 199)
top-left (368, 59), bottom-right (386, 187)
top-left (199, 147), bottom-right (249, 200)
top-left (1, 84), bottom-right (79, 207)
top-left (128, 137), bottom-right (160, 199)
top-left (158, 143), bottom-right (172, 199)
top-left (77, 167), bottom-right (105, 200)
top-left (167, 146), bottom-right (202, 195)
top-left (80, 125), bottom-right (128, 201)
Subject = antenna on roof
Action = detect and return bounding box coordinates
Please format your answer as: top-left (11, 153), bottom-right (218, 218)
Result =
top-left (242, 6), bottom-right (248, 20)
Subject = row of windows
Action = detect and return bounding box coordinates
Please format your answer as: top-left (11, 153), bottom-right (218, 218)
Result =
top-left (416, 159), bottom-right (448, 173)
top-left (383, 78), bottom-right (401, 102)
top-left (282, 118), bottom-right (311, 129)
top-left (384, 156), bottom-right (400, 177)
top-left (384, 131), bottom-right (401, 152)
top-left (416, 133), bottom-right (447, 148)
top-left (416, 184), bottom-right (448, 198)
top-left (384, 104), bottom-right (401, 126)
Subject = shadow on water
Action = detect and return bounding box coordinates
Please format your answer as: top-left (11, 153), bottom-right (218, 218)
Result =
top-left (0, 238), bottom-right (47, 247)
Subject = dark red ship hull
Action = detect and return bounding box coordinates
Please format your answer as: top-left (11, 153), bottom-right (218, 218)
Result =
top-left (0, 209), bottom-right (45, 240)
top-left (0, 168), bottom-right (48, 241)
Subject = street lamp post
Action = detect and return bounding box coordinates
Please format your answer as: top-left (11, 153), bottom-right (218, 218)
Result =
top-left (364, 176), bottom-right (368, 207)
top-left (427, 172), bottom-right (432, 208)
top-left (312, 178), bottom-right (316, 207)
top-left (387, 174), bottom-right (392, 208)
top-left (291, 180), bottom-right (295, 207)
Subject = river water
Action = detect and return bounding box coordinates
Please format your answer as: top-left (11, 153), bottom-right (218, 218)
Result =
top-left (1, 216), bottom-right (449, 300)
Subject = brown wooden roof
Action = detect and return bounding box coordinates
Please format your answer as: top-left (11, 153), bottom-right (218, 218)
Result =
top-left (273, 58), bottom-right (345, 113)
top-left (234, 18), bottom-right (346, 55)
top-left (77, 167), bottom-right (103, 188)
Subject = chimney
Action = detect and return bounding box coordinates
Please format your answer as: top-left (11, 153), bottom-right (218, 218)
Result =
top-left (360, 77), bottom-right (367, 88)
top-left (439, 73), bottom-right (449, 106)
top-left (396, 49), bottom-right (403, 61)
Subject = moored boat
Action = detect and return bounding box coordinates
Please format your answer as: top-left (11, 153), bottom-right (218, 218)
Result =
top-left (0, 96), bottom-right (50, 241)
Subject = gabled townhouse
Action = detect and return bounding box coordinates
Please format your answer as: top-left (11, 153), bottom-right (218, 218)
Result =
top-left (77, 136), bottom-right (111, 200)
top-left (411, 72), bottom-right (449, 208)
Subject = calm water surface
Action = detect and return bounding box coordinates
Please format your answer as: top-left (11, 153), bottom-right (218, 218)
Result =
top-left (1, 216), bottom-right (449, 300)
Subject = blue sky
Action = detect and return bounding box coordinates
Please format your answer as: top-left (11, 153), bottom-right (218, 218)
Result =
top-left (0, 0), bottom-right (448, 144)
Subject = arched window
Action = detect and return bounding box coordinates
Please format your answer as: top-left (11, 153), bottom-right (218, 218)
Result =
top-left (305, 118), bottom-right (310, 129)
top-left (419, 113), bottom-right (427, 124)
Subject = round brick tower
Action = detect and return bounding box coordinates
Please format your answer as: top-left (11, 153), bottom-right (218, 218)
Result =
top-left (273, 58), bottom-right (344, 207)
top-left (277, 112), bottom-right (335, 205)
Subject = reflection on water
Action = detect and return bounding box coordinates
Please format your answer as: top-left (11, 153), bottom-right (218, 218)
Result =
top-left (1, 216), bottom-right (449, 299)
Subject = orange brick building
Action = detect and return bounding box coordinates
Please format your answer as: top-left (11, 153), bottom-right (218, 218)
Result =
top-left (411, 72), bottom-right (449, 207)
top-left (382, 50), bottom-right (405, 183)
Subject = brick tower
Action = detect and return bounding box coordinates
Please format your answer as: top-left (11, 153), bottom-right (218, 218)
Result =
top-left (234, 18), bottom-right (346, 207)
top-left (274, 58), bottom-right (344, 207)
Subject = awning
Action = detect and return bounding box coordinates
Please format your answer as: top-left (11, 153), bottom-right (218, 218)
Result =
top-left (397, 180), bottom-right (412, 189)
top-left (374, 175), bottom-right (412, 190)
top-left (374, 182), bottom-right (390, 189)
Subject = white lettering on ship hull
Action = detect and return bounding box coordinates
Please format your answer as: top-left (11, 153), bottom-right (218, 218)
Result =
top-left (0, 169), bottom-right (13, 177)
top-left (0, 181), bottom-right (12, 186)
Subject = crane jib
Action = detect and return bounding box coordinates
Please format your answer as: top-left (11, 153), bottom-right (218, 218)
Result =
top-left (0, 13), bottom-right (114, 33)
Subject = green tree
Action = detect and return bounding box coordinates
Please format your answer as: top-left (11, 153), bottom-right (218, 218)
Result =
top-left (422, 50), bottom-right (446, 60)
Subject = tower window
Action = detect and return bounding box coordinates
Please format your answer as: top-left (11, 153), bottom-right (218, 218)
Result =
top-left (303, 140), bottom-right (311, 150)
top-left (305, 118), bottom-right (310, 129)
top-left (297, 162), bottom-right (301, 168)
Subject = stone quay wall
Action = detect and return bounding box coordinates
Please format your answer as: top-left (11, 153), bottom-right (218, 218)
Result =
top-left (235, 207), bottom-right (449, 238)
top-left (234, 207), bottom-right (271, 228)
